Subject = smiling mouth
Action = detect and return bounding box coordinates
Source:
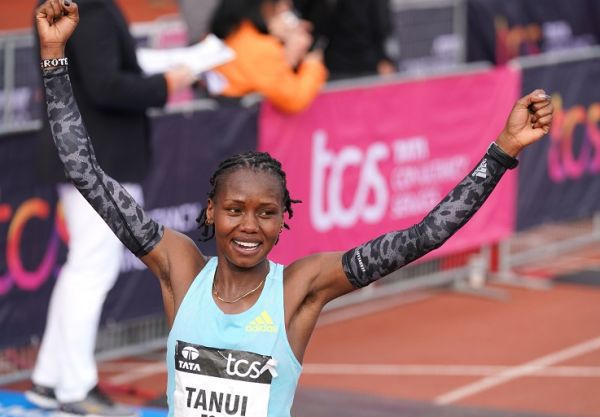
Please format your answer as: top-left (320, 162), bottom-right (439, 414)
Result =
top-left (233, 240), bottom-right (261, 251)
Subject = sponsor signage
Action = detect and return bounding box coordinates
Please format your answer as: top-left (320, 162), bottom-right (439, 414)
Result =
top-left (259, 67), bottom-right (519, 264)
top-left (467, 0), bottom-right (600, 64)
top-left (0, 106), bottom-right (258, 347)
top-left (517, 56), bottom-right (600, 230)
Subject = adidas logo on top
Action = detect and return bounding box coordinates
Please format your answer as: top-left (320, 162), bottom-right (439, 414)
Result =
top-left (246, 310), bottom-right (278, 333)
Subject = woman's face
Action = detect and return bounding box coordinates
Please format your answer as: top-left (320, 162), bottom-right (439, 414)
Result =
top-left (207, 168), bottom-right (284, 270)
top-left (261, 0), bottom-right (292, 24)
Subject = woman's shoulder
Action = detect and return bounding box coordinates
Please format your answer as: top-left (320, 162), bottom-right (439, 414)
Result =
top-left (282, 253), bottom-right (323, 278)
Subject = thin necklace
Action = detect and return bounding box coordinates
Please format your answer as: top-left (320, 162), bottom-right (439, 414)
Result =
top-left (213, 276), bottom-right (266, 304)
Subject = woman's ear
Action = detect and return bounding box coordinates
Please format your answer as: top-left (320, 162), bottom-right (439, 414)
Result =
top-left (206, 199), bottom-right (215, 224)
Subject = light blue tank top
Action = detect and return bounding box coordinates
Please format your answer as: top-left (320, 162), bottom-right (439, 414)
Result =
top-left (166, 257), bottom-right (302, 417)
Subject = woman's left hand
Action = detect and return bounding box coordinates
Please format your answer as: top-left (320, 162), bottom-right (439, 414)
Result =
top-left (495, 89), bottom-right (554, 157)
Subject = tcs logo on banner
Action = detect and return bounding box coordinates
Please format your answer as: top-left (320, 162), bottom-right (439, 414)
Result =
top-left (495, 17), bottom-right (541, 65)
top-left (547, 94), bottom-right (600, 182)
top-left (310, 130), bottom-right (389, 232)
top-left (0, 197), bottom-right (66, 296)
top-left (494, 18), bottom-right (594, 65)
top-left (309, 131), bottom-right (468, 232)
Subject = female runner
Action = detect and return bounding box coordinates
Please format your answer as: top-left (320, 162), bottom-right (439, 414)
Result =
top-left (35, 1), bottom-right (553, 416)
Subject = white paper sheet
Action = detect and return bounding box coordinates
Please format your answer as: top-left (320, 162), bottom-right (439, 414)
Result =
top-left (136, 34), bottom-right (235, 75)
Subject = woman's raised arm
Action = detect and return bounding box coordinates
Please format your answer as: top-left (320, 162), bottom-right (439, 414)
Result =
top-left (37, 0), bottom-right (164, 258)
top-left (296, 90), bottom-right (554, 305)
top-left (36, 0), bottom-right (206, 322)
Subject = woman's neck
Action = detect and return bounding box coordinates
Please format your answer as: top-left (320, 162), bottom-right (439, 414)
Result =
top-left (212, 258), bottom-right (270, 311)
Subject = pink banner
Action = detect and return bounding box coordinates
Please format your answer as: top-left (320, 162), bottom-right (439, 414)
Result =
top-left (259, 68), bottom-right (521, 265)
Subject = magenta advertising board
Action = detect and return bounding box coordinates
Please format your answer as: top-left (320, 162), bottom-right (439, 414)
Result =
top-left (259, 68), bottom-right (520, 264)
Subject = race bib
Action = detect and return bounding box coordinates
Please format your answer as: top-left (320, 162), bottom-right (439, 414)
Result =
top-left (174, 341), bottom-right (277, 417)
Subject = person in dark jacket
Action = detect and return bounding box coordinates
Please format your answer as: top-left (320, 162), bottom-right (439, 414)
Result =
top-left (26, 1), bottom-right (196, 416)
top-left (295, 0), bottom-right (396, 79)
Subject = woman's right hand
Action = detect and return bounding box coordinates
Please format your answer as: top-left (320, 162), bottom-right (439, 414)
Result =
top-left (36, 0), bottom-right (79, 59)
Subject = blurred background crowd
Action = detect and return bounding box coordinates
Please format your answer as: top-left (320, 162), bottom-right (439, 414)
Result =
top-left (2, 0), bottom-right (598, 126)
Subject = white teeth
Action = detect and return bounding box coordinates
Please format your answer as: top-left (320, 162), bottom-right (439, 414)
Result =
top-left (234, 240), bottom-right (259, 249)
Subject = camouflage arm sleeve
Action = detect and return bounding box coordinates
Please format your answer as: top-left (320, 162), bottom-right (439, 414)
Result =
top-left (42, 67), bottom-right (164, 257)
top-left (342, 152), bottom-right (511, 288)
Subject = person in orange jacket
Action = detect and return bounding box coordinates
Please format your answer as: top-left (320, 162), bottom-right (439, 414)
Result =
top-left (208, 0), bottom-right (327, 114)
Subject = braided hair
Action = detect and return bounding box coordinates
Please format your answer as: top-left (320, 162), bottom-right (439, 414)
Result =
top-left (196, 151), bottom-right (301, 241)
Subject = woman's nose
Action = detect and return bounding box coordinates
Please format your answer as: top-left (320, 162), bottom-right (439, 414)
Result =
top-left (239, 212), bottom-right (259, 232)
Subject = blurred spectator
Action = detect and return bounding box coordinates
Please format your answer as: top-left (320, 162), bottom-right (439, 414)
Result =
top-left (207, 0), bottom-right (327, 114)
top-left (26, 1), bottom-right (196, 416)
top-left (295, 0), bottom-right (396, 79)
top-left (177, 0), bottom-right (220, 43)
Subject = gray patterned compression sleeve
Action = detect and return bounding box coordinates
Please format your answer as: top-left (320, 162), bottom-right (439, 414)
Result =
top-left (42, 66), bottom-right (164, 257)
top-left (342, 152), bottom-right (511, 288)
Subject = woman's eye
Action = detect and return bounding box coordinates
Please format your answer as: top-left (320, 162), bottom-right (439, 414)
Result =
top-left (227, 208), bottom-right (241, 214)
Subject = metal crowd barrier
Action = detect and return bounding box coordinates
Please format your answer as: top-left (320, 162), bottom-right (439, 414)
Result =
top-left (0, 31), bottom-right (41, 136)
top-left (390, 0), bottom-right (467, 73)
